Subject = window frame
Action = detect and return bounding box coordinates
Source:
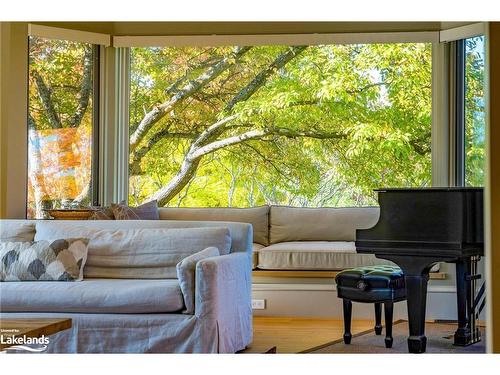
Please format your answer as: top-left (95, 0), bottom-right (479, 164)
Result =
top-left (451, 35), bottom-right (486, 188)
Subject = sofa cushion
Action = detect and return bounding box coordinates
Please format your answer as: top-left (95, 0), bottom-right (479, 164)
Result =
top-left (257, 241), bottom-right (395, 270)
top-left (177, 246), bottom-right (220, 314)
top-left (159, 206), bottom-right (269, 245)
top-left (35, 222), bottom-right (231, 279)
top-left (0, 278), bottom-right (184, 313)
top-left (0, 239), bottom-right (89, 281)
top-left (252, 243), bottom-right (265, 269)
top-left (269, 206), bottom-right (380, 243)
top-left (0, 220), bottom-right (36, 242)
top-left (34, 219), bottom-right (251, 254)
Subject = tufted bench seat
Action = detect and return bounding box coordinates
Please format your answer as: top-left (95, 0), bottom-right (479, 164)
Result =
top-left (335, 265), bottom-right (407, 348)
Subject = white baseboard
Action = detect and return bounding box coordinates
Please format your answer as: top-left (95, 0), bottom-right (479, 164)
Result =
top-left (251, 283), bottom-right (483, 320)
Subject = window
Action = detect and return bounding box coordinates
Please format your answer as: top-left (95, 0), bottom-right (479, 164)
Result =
top-left (464, 36), bottom-right (485, 187)
top-left (128, 43), bottom-right (432, 208)
top-left (27, 36), bottom-right (98, 218)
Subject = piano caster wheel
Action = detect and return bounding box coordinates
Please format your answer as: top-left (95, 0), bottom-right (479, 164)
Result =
top-left (408, 336), bottom-right (427, 353)
top-left (375, 325), bottom-right (383, 335)
top-left (385, 337), bottom-right (393, 349)
top-left (343, 333), bottom-right (352, 344)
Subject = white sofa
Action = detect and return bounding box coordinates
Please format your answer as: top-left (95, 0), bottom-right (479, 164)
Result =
top-left (0, 219), bottom-right (253, 353)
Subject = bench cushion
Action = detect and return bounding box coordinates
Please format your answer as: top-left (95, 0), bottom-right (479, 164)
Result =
top-left (0, 278), bottom-right (185, 313)
top-left (335, 265), bottom-right (406, 302)
top-left (269, 206), bottom-right (379, 243)
top-left (252, 243), bottom-right (265, 269)
top-left (159, 206), bottom-right (269, 245)
top-left (256, 241), bottom-right (395, 270)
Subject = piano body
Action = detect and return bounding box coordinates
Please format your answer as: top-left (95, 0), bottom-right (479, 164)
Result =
top-left (356, 187), bottom-right (484, 353)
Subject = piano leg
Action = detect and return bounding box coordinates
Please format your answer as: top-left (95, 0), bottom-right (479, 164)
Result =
top-left (454, 257), bottom-right (482, 346)
top-left (404, 273), bottom-right (430, 353)
top-left (454, 259), bottom-right (471, 346)
top-left (372, 255), bottom-right (441, 353)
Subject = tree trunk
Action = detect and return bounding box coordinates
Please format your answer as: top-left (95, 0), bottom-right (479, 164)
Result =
top-left (28, 129), bottom-right (51, 218)
top-left (148, 153), bottom-right (202, 206)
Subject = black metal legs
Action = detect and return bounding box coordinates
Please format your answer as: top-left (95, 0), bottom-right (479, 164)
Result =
top-left (384, 302), bottom-right (394, 348)
top-left (343, 299), bottom-right (352, 344)
top-left (342, 299), bottom-right (394, 348)
top-left (374, 303), bottom-right (382, 335)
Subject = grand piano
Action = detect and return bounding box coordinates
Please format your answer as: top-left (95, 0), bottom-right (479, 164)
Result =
top-left (356, 187), bottom-right (484, 353)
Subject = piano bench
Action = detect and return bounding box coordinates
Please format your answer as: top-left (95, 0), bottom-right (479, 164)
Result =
top-left (335, 265), bottom-right (407, 348)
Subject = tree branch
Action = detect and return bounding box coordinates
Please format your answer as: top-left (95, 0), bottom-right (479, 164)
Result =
top-left (189, 126), bottom-right (345, 160)
top-left (68, 46), bottom-right (93, 128)
top-left (32, 70), bottom-right (62, 129)
top-left (129, 46), bottom-right (252, 152)
top-left (225, 45), bottom-right (307, 112)
top-left (130, 128), bottom-right (198, 175)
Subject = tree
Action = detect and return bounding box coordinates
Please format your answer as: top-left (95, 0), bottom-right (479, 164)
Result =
top-left (129, 43), bottom-right (434, 207)
top-left (28, 37), bottom-right (94, 217)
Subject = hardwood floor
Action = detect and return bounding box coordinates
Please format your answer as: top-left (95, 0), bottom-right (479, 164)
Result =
top-left (242, 316), bottom-right (376, 353)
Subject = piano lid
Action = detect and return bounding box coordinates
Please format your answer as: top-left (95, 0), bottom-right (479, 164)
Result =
top-left (356, 187), bottom-right (484, 258)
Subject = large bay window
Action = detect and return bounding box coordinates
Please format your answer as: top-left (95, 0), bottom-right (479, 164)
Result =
top-left (128, 42), bottom-right (432, 208)
top-left (23, 26), bottom-right (487, 215)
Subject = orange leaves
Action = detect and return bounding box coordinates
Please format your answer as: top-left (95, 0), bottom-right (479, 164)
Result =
top-left (27, 125), bottom-right (92, 201)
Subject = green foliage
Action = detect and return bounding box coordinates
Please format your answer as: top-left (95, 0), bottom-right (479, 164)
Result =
top-left (130, 43), bottom-right (435, 207)
top-left (29, 36), bottom-right (93, 130)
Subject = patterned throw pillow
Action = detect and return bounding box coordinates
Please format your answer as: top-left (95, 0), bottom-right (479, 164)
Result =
top-left (0, 239), bottom-right (89, 281)
top-left (88, 206), bottom-right (114, 220)
top-left (111, 200), bottom-right (160, 220)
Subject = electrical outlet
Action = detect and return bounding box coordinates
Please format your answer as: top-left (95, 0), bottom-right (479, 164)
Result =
top-left (252, 299), bottom-right (266, 310)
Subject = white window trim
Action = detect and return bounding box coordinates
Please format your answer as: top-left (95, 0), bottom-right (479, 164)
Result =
top-left (113, 31), bottom-right (439, 48)
top-left (439, 22), bottom-right (486, 43)
top-left (28, 24), bottom-right (111, 46)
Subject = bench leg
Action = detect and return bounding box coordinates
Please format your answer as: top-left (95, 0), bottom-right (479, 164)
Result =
top-left (384, 301), bottom-right (394, 348)
top-left (343, 299), bottom-right (352, 344)
top-left (374, 302), bottom-right (383, 335)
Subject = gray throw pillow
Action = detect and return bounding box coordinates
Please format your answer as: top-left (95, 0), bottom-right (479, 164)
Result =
top-left (176, 246), bottom-right (220, 314)
top-left (0, 238), bottom-right (89, 281)
top-left (89, 206), bottom-right (114, 220)
top-left (111, 200), bottom-right (159, 220)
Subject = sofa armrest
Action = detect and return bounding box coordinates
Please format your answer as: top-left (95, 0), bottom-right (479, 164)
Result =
top-left (195, 252), bottom-right (252, 317)
top-left (194, 252), bottom-right (253, 350)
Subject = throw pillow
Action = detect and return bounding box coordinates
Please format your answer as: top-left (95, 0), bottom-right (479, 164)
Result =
top-left (0, 238), bottom-right (89, 281)
top-left (111, 200), bottom-right (159, 220)
top-left (88, 206), bottom-right (114, 220)
top-left (176, 246), bottom-right (220, 314)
